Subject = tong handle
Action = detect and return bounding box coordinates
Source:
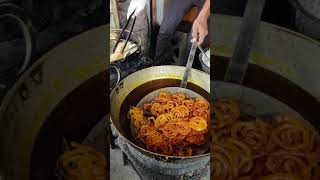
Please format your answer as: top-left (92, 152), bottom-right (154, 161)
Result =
top-left (121, 16), bottom-right (136, 54)
top-left (112, 9), bottom-right (136, 53)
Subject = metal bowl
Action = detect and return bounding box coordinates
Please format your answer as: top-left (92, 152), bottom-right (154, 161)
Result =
top-left (212, 14), bottom-right (320, 130)
top-left (110, 65), bottom-right (210, 163)
top-left (0, 25), bottom-right (108, 180)
top-left (110, 29), bottom-right (141, 63)
top-left (199, 49), bottom-right (210, 74)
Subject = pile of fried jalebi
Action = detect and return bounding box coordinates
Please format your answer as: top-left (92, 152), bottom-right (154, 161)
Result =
top-left (128, 92), bottom-right (210, 156)
top-left (56, 142), bottom-right (107, 180)
top-left (212, 97), bottom-right (320, 180)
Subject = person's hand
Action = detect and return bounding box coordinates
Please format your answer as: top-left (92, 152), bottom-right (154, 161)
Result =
top-left (127, 0), bottom-right (147, 19)
top-left (191, 13), bottom-right (209, 45)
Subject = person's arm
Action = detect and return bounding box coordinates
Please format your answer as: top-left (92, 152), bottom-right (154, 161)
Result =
top-left (192, 0), bottom-right (210, 45)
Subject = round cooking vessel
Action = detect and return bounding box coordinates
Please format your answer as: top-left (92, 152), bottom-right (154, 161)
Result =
top-left (211, 14), bottom-right (320, 130)
top-left (110, 65), bottom-right (210, 163)
top-left (199, 49), bottom-right (210, 74)
top-left (0, 25), bottom-right (108, 180)
top-left (110, 29), bottom-right (141, 63)
top-left (110, 29), bottom-right (142, 87)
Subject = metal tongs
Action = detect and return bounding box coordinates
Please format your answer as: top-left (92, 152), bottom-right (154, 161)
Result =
top-left (112, 9), bottom-right (137, 54)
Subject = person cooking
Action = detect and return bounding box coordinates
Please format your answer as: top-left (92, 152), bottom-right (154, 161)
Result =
top-left (127, 0), bottom-right (210, 66)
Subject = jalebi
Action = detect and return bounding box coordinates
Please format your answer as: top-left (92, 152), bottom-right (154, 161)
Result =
top-left (128, 92), bottom-right (209, 156)
top-left (211, 97), bottom-right (320, 180)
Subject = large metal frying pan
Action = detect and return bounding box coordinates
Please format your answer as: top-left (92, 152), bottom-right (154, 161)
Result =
top-left (110, 65), bottom-right (210, 163)
top-left (0, 3), bottom-right (33, 81)
top-left (213, 56), bottom-right (320, 131)
top-left (0, 25), bottom-right (108, 180)
top-left (213, 0), bottom-right (295, 118)
top-left (211, 13), bottom-right (320, 130)
top-left (133, 87), bottom-right (209, 156)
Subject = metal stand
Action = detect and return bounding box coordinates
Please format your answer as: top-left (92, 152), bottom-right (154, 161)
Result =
top-left (110, 124), bottom-right (210, 180)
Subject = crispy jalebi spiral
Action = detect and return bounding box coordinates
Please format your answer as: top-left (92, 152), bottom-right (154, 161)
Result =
top-left (175, 121), bottom-right (192, 135)
top-left (188, 116), bottom-right (208, 132)
top-left (154, 114), bottom-right (169, 128)
top-left (182, 99), bottom-right (194, 111)
top-left (219, 138), bottom-right (253, 175)
top-left (150, 102), bottom-right (165, 116)
top-left (212, 138), bottom-right (252, 179)
top-left (161, 122), bottom-right (180, 138)
top-left (154, 113), bottom-right (176, 128)
top-left (194, 98), bottom-right (209, 110)
top-left (213, 98), bottom-right (241, 129)
top-left (230, 118), bottom-right (271, 157)
top-left (211, 144), bottom-right (239, 180)
top-left (161, 121), bottom-right (191, 138)
top-left (129, 92), bottom-right (209, 156)
top-left (258, 173), bottom-right (302, 180)
top-left (211, 97), bottom-right (320, 180)
top-left (266, 151), bottom-right (314, 179)
top-left (179, 105), bottom-right (190, 117)
top-left (193, 108), bottom-right (209, 121)
top-left (158, 91), bottom-right (172, 104)
top-left (128, 106), bottom-right (144, 121)
top-left (146, 130), bottom-right (165, 147)
top-left (171, 92), bottom-right (186, 103)
top-left (128, 106), bottom-right (150, 129)
top-left (163, 100), bottom-right (178, 112)
top-left (133, 116), bottom-right (150, 129)
top-left (170, 105), bottom-right (189, 119)
top-left (270, 114), bottom-right (315, 152)
top-left (137, 124), bottom-right (156, 142)
top-left (56, 142), bottom-right (107, 180)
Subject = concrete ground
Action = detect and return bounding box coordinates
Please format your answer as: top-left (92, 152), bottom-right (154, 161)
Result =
top-left (110, 148), bottom-right (141, 180)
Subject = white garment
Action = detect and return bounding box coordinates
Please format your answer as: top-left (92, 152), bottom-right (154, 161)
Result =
top-left (127, 0), bottom-right (147, 19)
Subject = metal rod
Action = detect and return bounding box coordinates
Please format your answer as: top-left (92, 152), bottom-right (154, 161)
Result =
top-left (121, 15), bottom-right (136, 54)
top-left (224, 0), bottom-right (266, 83)
top-left (198, 45), bottom-right (209, 61)
top-left (112, 9), bottom-right (136, 53)
top-left (180, 42), bottom-right (197, 88)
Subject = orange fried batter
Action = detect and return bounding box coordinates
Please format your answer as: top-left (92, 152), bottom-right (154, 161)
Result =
top-left (211, 97), bottom-right (320, 180)
top-left (128, 92), bottom-right (210, 156)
